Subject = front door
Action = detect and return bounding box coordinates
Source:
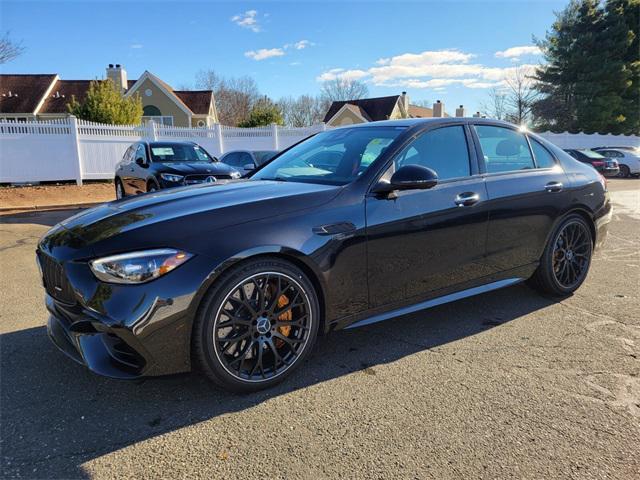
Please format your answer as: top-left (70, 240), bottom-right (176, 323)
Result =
top-left (365, 124), bottom-right (491, 309)
top-left (472, 124), bottom-right (571, 273)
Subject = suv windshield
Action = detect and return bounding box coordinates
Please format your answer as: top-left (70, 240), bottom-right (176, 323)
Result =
top-left (150, 143), bottom-right (215, 163)
top-left (251, 126), bottom-right (406, 185)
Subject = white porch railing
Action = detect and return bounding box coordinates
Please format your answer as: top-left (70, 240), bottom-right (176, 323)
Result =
top-left (0, 117), bottom-right (638, 184)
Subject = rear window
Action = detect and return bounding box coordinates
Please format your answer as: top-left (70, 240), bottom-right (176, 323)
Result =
top-left (577, 149), bottom-right (605, 159)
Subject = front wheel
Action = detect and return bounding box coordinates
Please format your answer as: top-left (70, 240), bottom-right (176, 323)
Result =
top-left (528, 214), bottom-right (593, 296)
top-left (115, 178), bottom-right (125, 199)
top-left (193, 257), bottom-right (320, 393)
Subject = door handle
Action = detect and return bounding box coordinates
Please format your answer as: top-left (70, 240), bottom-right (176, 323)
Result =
top-left (545, 181), bottom-right (563, 193)
top-left (454, 192), bottom-right (480, 207)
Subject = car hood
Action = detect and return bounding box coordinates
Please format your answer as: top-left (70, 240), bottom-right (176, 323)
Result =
top-left (156, 162), bottom-right (238, 175)
top-left (55, 180), bottom-right (341, 255)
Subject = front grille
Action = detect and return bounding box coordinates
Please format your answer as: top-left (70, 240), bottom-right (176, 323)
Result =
top-left (38, 252), bottom-right (76, 305)
top-left (184, 174), bottom-right (231, 185)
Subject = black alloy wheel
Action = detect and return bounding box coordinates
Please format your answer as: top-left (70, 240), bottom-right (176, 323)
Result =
top-left (193, 258), bottom-right (319, 392)
top-left (528, 214), bottom-right (593, 296)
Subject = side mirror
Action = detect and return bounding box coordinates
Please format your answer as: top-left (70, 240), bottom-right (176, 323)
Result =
top-left (135, 157), bottom-right (146, 167)
top-left (372, 164), bottom-right (438, 195)
top-left (243, 163), bottom-right (255, 172)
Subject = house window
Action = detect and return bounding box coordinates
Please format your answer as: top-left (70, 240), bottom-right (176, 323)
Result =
top-left (142, 116), bottom-right (174, 126)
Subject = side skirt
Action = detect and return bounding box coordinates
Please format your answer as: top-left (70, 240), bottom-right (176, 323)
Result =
top-left (345, 277), bottom-right (524, 329)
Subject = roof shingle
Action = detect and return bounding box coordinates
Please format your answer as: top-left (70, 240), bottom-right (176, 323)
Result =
top-left (0, 74), bottom-right (57, 114)
top-left (323, 95), bottom-right (401, 123)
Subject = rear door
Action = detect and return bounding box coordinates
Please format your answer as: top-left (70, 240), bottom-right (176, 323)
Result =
top-left (365, 124), bottom-right (491, 308)
top-left (472, 124), bottom-right (571, 273)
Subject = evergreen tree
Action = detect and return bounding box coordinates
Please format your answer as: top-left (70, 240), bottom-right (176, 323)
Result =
top-left (238, 97), bottom-right (284, 127)
top-left (67, 79), bottom-right (143, 125)
top-left (533, 0), bottom-right (639, 134)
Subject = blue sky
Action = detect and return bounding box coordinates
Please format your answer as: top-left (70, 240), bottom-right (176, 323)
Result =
top-left (1, 0), bottom-right (567, 114)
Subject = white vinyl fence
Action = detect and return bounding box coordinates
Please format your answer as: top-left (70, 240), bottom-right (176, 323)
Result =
top-left (0, 117), bottom-right (638, 184)
top-left (0, 117), bottom-right (326, 184)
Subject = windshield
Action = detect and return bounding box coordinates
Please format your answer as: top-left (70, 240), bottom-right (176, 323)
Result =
top-left (150, 143), bottom-right (215, 163)
top-left (251, 126), bottom-right (406, 185)
top-left (578, 149), bottom-right (606, 159)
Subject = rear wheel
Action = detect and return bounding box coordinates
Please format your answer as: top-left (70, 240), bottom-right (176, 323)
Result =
top-left (193, 257), bottom-right (320, 392)
top-left (528, 214), bottom-right (593, 296)
top-left (618, 165), bottom-right (630, 178)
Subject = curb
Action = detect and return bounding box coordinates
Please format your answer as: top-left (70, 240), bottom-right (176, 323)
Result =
top-left (0, 202), bottom-right (103, 216)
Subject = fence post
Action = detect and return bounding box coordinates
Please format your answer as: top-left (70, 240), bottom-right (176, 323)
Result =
top-left (214, 123), bottom-right (224, 155)
top-left (272, 123), bottom-right (279, 150)
top-left (147, 120), bottom-right (158, 141)
top-left (69, 116), bottom-right (83, 186)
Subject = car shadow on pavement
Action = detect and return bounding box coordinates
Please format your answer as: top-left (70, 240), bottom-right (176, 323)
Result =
top-left (0, 209), bottom-right (83, 228)
top-left (0, 284), bottom-right (556, 478)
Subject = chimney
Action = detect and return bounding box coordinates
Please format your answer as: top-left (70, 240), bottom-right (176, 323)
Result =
top-left (106, 63), bottom-right (127, 94)
top-left (433, 100), bottom-right (444, 117)
top-left (473, 111), bottom-right (483, 118)
top-left (455, 105), bottom-right (466, 117)
top-left (400, 91), bottom-right (409, 117)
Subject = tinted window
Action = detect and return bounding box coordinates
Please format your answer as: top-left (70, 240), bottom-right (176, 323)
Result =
top-left (254, 151), bottom-right (277, 165)
top-left (529, 138), bottom-right (556, 168)
top-left (252, 126), bottom-right (405, 185)
top-left (395, 126), bottom-right (470, 180)
top-left (475, 125), bottom-right (534, 173)
top-left (600, 150), bottom-right (622, 158)
top-left (577, 149), bottom-right (605, 159)
top-left (238, 152), bottom-right (254, 166)
top-left (222, 152), bottom-right (244, 168)
top-left (136, 144), bottom-right (147, 162)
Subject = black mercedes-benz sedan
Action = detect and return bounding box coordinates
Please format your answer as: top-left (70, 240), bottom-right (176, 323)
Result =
top-left (114, 141), bottom-right (241, 198)
top-left (38, 118), bottom-right (611, 392)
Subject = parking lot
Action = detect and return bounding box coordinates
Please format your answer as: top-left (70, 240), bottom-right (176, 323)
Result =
top-left (1, 179), bottom-right (638, 479)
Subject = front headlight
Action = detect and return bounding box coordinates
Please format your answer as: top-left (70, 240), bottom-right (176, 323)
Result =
top-left (89, 249), bottom-right (193, 284)
top-left (160, 173), bottom-right (184, 183)
top-left (230, 171), bottom-right (242, 179)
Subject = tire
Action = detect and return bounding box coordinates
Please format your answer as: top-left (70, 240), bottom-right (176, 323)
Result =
top-left (147, 180), bottom-right (159, 192)
top-left (115, 178), bottom-right (125, 199)
top-left (193, 257), bottom-right (320, 393)
top-left (618, 165), bottom-right (630, 178)
top-left (528, 214), bottom-right (593, 296)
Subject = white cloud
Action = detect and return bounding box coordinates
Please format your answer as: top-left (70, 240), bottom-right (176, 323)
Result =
top-left (317, 48), bottom-right (540, 91)
top-left (245, 48), bottom-right (285, 61)
top-left (292, 40), bottom-right (312, 50)
top-left (130, 44), bottom-right (143, 49)
top-left (495, 45), bottom-right (542, 59)
top-left (316, 68), bottom-right (369, 82)
top-left (231, 10), bottom-right (261, 32)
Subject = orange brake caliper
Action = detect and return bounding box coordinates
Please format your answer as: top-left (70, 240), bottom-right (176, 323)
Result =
top-left (275, 294), bottom-right (292, 346)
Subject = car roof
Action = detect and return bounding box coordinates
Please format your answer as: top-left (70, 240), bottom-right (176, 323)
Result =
top-left (341, 117), bottom-right (517, 129)
top-left (144, 141), bottom-right (197, 147)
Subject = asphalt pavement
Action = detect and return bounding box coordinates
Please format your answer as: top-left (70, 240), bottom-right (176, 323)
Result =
top-left (1, 179), bottom-right (638, 479)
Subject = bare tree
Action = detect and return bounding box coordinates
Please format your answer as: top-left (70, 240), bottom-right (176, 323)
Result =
top-left (481, 87), bottom-right (508, 120)
top-left (320, 78), bottom-right (369, 103)
top-left (278, 95), bottom-right (326, 127)
top-left (194, 69), bottom-right (260, 126)
top-left (503, 66), bottom-right (539, 125)
top-left (481, 66), bottom-right (539, 124)
top-left (0, 32), bottom-right (25, 64)
top-left (411, 99), bottom-right (432, 108)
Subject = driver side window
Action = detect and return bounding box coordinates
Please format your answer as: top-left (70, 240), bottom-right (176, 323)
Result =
top-left (393, 126), bottom-right (471, 180)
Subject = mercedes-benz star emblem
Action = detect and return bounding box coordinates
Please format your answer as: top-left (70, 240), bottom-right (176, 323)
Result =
top-left (205, 176), bottom-right (217, 183)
